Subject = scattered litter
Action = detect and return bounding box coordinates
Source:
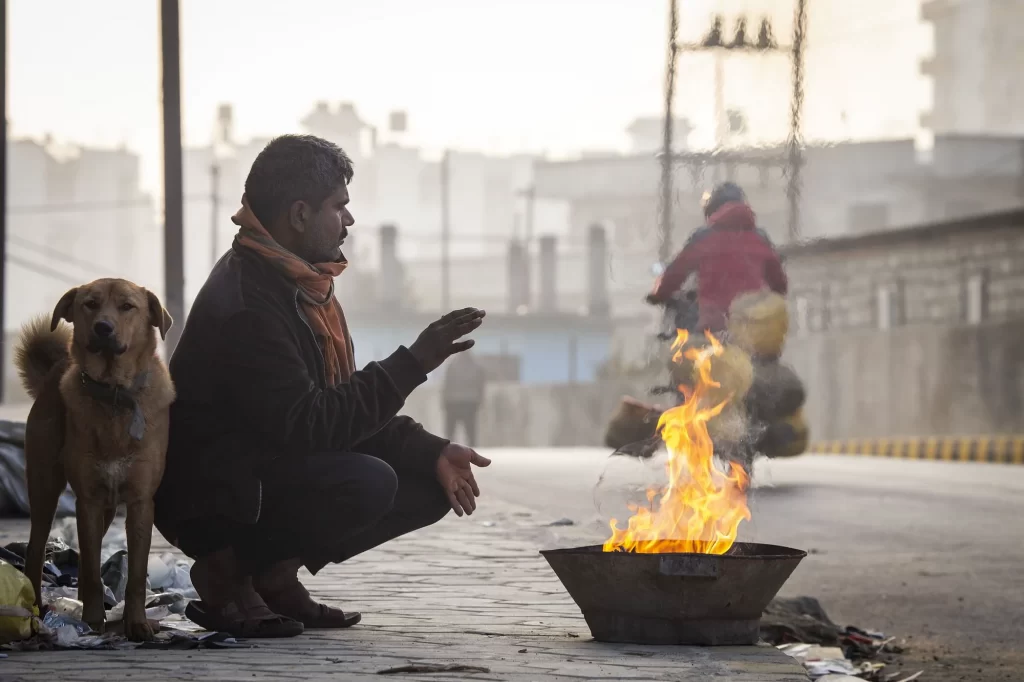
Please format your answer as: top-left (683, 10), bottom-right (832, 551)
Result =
top-left (517, 648), bottom-right (527, 653)
top-left (818, 677), bottom-right (863, 682)
top-left (160, 614), bottom-right (209, 633)
top-left (138, 631), bottom-right (248, 650)
top-left (47, 597), bottom-right (83, 621)
top-left (41, 609), bottom-right (89, 636)
top-left (548, 518), bottom-right (575, 527)
top-left (377, 663), bottom-right (491, 675)
top-left (893, 673), bottom-right (923, 682)
top-left (480, 521), bottom-right (496, 528)
top-left (766, 597), bottom-right (909, 681)
top-left (101, 551), bottom-right (130, 605)
top-left (106, 602), bottom-right (171, 625)
top-left (1, 528), bottom-right (199, 649)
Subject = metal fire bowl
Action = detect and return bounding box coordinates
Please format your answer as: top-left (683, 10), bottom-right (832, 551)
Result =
top-left (540, 542), bottom-right (806, 646)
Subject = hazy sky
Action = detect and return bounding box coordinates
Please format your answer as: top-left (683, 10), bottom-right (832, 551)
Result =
top-left (9, 0), bottom-right (929, 194)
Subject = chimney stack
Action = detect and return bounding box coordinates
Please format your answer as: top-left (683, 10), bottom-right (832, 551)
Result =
top-left (587, 224), bottom-right (610, 317)
top-left (507, 239), bottom-right (529, 313)
top-left (538, 235), bottom-right (558, 313)
top-left (379, 224), bottom-right (402, 309)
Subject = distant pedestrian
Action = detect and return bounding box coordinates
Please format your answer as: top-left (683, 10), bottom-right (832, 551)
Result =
top-left (443, 351), bottom-right (488, 447)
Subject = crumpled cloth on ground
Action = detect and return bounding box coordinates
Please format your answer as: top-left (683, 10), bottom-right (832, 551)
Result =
top-left (0, 420), bottom-right (75, 518)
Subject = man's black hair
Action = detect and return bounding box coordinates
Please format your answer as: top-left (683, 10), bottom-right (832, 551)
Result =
top-left (244, 134), bottom-right (354, 226)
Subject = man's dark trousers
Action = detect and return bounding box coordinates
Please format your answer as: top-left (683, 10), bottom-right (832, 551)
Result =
top-left (173, 452), bottom-right (450, 574)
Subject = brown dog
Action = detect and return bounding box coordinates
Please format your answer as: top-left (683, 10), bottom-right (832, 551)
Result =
top-left (15, 279), bottom-right (176, 641)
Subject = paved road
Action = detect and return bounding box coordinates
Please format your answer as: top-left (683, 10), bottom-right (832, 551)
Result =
top-left (475, 450), bottom-right (1024, 682)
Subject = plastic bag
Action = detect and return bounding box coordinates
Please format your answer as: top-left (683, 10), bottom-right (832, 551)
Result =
top-left (0, 559), bottom-right (39, 643)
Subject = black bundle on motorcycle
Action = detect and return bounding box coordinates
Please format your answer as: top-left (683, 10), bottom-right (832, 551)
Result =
top-left (745, 360), bottom-right (805, 424)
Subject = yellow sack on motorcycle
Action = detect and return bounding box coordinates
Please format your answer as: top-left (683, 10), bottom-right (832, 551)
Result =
top-left (0, 559), bottom-right (39, 643)
top-left (728, 291), bottom-right (789, 360)
top-left (671, 339), bottom-right (754, 408)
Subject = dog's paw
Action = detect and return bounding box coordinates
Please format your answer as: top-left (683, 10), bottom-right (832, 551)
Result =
top-left (123, 618), bottom-right (155, 642)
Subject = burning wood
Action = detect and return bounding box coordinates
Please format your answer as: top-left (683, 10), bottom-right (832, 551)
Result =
top-left (603, 330), bottom-right (752, 555)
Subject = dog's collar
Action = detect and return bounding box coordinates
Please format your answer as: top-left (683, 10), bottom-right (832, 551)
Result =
top-left (79, 371), bottom-right (150, 441)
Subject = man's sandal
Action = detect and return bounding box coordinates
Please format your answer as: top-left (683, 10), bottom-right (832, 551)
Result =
top-left (258, 580), bottom-right (361, 629)
top-left (184, 599), bottom-right (304, 638)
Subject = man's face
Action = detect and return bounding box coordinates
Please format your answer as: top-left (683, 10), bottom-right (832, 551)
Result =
top-left (297, 184), bottom-right (354, 264)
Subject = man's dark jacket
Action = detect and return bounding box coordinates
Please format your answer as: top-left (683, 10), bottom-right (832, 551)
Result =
top-left (154, 246), bottom-right (448, 541)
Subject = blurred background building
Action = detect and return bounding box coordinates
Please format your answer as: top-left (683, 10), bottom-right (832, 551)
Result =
top-left (3, 0), bottom-right (1023, 445)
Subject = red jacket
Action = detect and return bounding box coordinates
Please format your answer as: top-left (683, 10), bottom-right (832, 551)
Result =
top-left (651, 202), bottom-right (787, 333)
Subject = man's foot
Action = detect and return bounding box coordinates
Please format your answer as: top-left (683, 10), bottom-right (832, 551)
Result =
top-left (253, 559), bottom-right (362, 629)
top-left (187, 549), bottom-right (304, 638)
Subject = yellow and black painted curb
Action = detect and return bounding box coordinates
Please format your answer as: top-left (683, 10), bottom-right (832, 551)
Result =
top-left (811, 436), bottom-right (1024, 465)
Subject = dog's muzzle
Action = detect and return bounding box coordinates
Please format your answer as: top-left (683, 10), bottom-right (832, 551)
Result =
top-left (87, 332), bottom-right (128, 355)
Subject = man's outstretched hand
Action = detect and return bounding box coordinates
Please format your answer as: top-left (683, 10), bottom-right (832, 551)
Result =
top-left (436, 443), bottom-right (491, 517)
top-left (409, 308), bottom-right (486, 374)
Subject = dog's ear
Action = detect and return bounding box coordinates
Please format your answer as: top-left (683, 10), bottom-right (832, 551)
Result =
top-left (50, 288), bottom-right (79, 331)
top-left (146, 290), bottom-right (173, 340)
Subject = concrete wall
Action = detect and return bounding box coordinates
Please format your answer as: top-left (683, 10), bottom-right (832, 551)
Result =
top-left (784, 320), bottom-right (1024, 441)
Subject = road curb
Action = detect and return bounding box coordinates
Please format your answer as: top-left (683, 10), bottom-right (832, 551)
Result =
top-left (812, 436), bottom-right (1024, 464)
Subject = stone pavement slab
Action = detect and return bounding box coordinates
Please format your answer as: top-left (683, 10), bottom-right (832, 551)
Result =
top-left (0, 501), bottom-right (808, 681)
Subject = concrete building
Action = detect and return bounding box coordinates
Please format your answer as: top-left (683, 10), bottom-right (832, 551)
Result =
top-left (920, 0), bottom-right (1024, 136)
top-left (5, 137), bottom-right (159, 327)
top-left (184, 103), bottom-right (568, 306)
top-left (4, 137), bottom-right (159, 400)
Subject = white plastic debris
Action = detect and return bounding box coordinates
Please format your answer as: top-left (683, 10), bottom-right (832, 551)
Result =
top-left (147, 554), bottom-right (174, 590)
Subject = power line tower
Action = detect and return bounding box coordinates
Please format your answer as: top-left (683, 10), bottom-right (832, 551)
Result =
top-left (658, 0), bottom-right (807, 261)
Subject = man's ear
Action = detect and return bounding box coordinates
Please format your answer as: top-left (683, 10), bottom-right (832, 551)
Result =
top-left (288, 200), bottom-right (310, 233)
top-left (146, 290), bottom-right (173, 340)
top-left (50, 288), bottom-right (79, 331)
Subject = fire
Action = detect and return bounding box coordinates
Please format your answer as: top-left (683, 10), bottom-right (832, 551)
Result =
top-left (603, 330), bottom-right (751, 555)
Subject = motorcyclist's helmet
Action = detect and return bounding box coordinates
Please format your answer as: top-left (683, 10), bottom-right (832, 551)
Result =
top-left (703, 181), bottom-right (747, 218)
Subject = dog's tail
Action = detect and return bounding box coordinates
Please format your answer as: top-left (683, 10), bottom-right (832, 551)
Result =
top-left (15, 315), bottom-right (72, 400)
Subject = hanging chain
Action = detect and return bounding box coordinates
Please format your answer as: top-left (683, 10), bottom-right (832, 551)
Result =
top-left (659, 0), bottom-right (680, 264)
top-left (786, 0), bottom-right (807, 243)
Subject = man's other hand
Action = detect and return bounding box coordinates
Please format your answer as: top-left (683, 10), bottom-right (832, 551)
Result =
top-left (436, 443), bottom-right (491, 517)
top-left (409, 308), bottom-right (486, 374)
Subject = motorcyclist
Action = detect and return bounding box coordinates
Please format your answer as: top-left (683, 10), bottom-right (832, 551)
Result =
top-left (646, 182), bottom-right (787, 334)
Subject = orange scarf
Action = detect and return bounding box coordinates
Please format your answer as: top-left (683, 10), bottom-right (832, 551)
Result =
top-left (232, 196), bottom-right (355, 385)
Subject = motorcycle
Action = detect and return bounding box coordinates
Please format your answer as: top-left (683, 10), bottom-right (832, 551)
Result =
top-left (604, 266), bottom-right (808, 470)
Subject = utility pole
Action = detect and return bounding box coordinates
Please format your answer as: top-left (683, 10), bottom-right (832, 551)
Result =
top-left (0, 0), bottom-right (7, 401)
top-left (161, 0), bottom-right (185, 355)
top-left (658, 0), bottom-right (679, 265)
top-left (440, 150), bottom-right (451, 312)
top-left (210, 162), bottom-right (220, 269)
top-left (787, 0), bottom-right (807, 242)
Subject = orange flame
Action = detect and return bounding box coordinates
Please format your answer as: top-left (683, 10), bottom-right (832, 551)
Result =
top-left (603, 330), bottom-right (751, 555)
